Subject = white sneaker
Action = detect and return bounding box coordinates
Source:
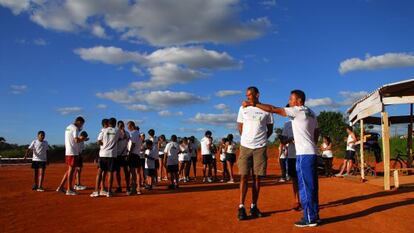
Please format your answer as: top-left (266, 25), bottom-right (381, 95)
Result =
top-left (227, 179), bottom-right (235, 184)
top-left (99, 190), bottom-right (108, 196)
top-left (74, 185), bottom-right (87, 191)
top-left (65, 190), bottom-right (78, 196)
top-left (106, 192), bottom-right (113, 198)
top-left (207, 177), bottom-right (213, 183)
top-left (36, 187), bottom-right (45, 192)
top-left (90, 191), bottom-right (99, 197)
top-left (278, 178), bottom-right (286, 183)
top-left (202, 178), bottom-right (207, 183)
top-left (335, 173), bottom-right (343, 177)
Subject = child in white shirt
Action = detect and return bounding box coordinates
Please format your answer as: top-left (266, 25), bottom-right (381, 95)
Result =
top-left (24, 131), bottom-right (49, 192)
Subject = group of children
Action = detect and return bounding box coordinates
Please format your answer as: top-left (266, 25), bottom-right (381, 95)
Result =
top-left (25, 116), bottom-right (241, 197)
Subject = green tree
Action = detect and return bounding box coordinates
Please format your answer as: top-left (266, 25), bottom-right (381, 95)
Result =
top-left (317, 111), bottom-right (348, 147)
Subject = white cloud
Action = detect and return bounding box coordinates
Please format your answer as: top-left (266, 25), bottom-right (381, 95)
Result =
top-left (91, 24), bottom-right (108, 39)
top-left (2, 0), bottom-right (270, 46)
top-left (130, 63), bottom-right (205, 89)
top-left (214, 103), bottom-right (229, 110)
top-left (57, 107), bottom-right (82, 115)
top-left (131, 65), bottom-right (144, 76)
top-left (189, 112), bottom-right (237, 125)
top-left (97, 89), bottom-right (206, 108)
top-left (215, 90), bottom-right (242, 97)
top-left (306, 98), bottom-right (335, 108)
top-left (178, 127), bottom-right (207, 133)
top-left (96, 104), bottom-right (107, 109)
top-left (74, 46), bottom-right (144, 65)
top-left (126, 104), bottom-right (154, 112)
top-left (260, 0), bottom-right (277, 7)
top-left (33, 38), bottom-right (47, 46)
top-left (338, 91), bottom-right (369, 105)
top-left (10, 85), bottom-right (28, 94)
top-left (339, 52), bottom-right (414, 74)
top-left (158, 110), bottom-right (184, 117)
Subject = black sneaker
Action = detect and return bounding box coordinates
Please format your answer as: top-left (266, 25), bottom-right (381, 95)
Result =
top-left (238, 207), bottom-right (247, 221)
top-left (294, 218), bottom-right (318, 228)
top-left (250, 206), bottom-right (263, 218)
top-left (32, 184), bottom-right (38, 191)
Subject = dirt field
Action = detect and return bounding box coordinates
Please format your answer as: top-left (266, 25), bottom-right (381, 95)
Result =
top-left (1, 153), bottom-right (413, 233)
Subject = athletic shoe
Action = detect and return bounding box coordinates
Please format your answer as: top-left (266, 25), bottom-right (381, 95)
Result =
top-left (90, 191), bottom-right (99, 197)
top-left (106, 192), bottom-right (113, 198)
top-left (278, 178), bottom-right (286, 183)
top-left (163, 177), bottom-right (168, 181)
top-left (343, 173), bottom-right (349, 177)
top-left (65, 190), bottom-right (78, 196)
top-left (115, 187), bottom-right (122, 193)
top-left (207, 177), bottom-right (213, 183)
top-left (250, 206), bottom-right (263, 218)
top-left (238, 207), bottom-right (247, 221)
top-left (74, 185), bottom-right (87, 191)
top-left (220, 179), bottom-right (225, 182)
top-left (286, 175), bottom-right (291, 181)
top-left (202, 178), bottom-right (207, 183)
top-left (36, 187), bottom-right (45, 192)
top-left (227, 179), bottom-right (235, 184)
top-left (56, 187), bottom-right (65, 193)
top-left (335, 173), bottom-right (343, 177)
top-left (32, 184), bottom-right (38, 191)
top-left (99, 190), bottom-right (108, 196)
top-left (294, 218), bottom-right (318, 228)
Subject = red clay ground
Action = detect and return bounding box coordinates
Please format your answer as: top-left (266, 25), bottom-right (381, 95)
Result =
top-left (1, 151), bottom-right (414, 233)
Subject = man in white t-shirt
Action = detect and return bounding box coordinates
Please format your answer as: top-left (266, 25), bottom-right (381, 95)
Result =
top-left (237, 86), bottom-right (274, 221)
top-left (243, 89), bottom-right (320, 227)
top-left (200, 131), bottom-right (213, 183)
top-left (164, 135), bottom-right (180, 189)
top-left (24, 131), bottom-right (49, 192)
top-left (57, 116), bottom-right (87, 196)
top-left (91, 118), bottom-right (120, 198)
top-left (127, 121), bottom-right (142, 195)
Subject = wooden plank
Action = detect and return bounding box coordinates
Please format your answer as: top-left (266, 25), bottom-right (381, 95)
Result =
top-left (349, 91), bottom-right (382, 123)
top-left (383, 96), bottom-right (414, 105)
top-left (381, 112), bottom-right (391, 191)
top-left (360, 119), bottom-right (365, 180)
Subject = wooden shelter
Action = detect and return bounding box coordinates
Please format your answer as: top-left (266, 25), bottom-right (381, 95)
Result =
top-left (347, 79), bottom-right (414, 190)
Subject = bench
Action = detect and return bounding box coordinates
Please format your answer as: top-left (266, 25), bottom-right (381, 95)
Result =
top-left (391, 168), bottom-right (414, 188)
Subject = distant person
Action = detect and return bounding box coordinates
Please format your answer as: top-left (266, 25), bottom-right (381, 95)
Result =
top-left (115, 121), bottom-right (130, 194)
top-left (189, 136), bottom-right (198, 180)
top-left (148, 129), bottom-right (160, 182)
top-left (56, 116), bottom-right (87, 195)
top-left (218, 137), bottom-right (229, 182)
top-left (90, 118), bottom-right (120, 198)
top-left (164, 135), bottom-right (180, 189)
top-left (144, 140), bottom-right (157, 190)
top-left (179, 137), bottom-right (191, 182)
top-left (139, 133), bottom-right (146, 186)
top-left (200, 131), bottom-right (213, 183)
top-left (237, 86), bottom-right (274, 220)
top-left (278, 142), bottom-right (288, 182)
top-left (243, 89), bottom-right (320, 227)
top-left (24, 131), bottom-right (49, 192)
top-left (225, 134), bottom-right (236, 183)
top-left (336, 126), bottom-right (357, 177)
top-left (158, 135), bottom-right (168, 181)
top-left (281, 120), bottom-right (301, 211)
top-left (127, 121), bottom-right (142, 195)
top-left (320, 136), bottom-right (333, 177)
top-left (211, 137), bottom-right (218, 181)
top-left (74, 131), bottom-right (89, 191)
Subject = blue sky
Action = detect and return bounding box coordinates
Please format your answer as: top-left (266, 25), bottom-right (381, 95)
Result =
top-left (1, 0), bottom-right (414, 145)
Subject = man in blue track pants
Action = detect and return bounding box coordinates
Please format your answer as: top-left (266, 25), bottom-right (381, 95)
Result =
top-left (243, 89), bottom-right (320, 227)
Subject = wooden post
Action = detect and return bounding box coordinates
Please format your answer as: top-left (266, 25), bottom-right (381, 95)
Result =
top-left (407, 104), bottom-right (413, 168)
top-left (381, 112), bottom-right (391, 190)
top-left (393, 170), bottom-right (399, 189)
top-left (360, 119), bottom-right (365, 180)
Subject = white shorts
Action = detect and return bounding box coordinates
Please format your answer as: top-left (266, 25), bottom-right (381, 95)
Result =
top-left (220, 153), bottom-right (226, 162)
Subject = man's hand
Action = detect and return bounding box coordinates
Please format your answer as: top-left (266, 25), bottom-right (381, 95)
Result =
top-left (242, 100), bottom-right (251, 108)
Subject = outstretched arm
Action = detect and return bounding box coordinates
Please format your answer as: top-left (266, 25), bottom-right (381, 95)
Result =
top-left (242, 101), bottom-right (287, 117)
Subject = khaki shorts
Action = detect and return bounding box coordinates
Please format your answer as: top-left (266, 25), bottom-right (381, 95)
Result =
top-left (238, 146), bottom-right (267, 176)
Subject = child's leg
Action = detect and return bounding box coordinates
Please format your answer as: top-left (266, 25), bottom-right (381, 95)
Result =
top-left (130, 168), bottom-right (137, 190)
top-left (39, 168), bottom-right (45, 188)
top-left (203, 164), bottom-right (207, 178)
top-left (58, 171), bottom-right (67, 189)
top-left (94, 169), bottom-right (103, 192)
top-left (213, 161), bottom-right (217, 178)
top-left (108, 171), bottom-right (114, 193)
top-left (136, 167), bottom-right (141, 190)
top-left (67, 165), bottom-right (75, 191)
top-left (101, 171), bottom-right (107, 191)
top-left (34, 168), bottom-right (39, 187)
top-left (185, 161), bottom-right (190, 178)
top-left (208, 163), bottom-right (212, 178)
top-left (116, 169), bottom-right (122, 189)
top-left (192, 158), bottom-right (197, 178)
top-left (123, 166), bottom-right (130, 190)
top-left (228, 161), bottom-right (234, 180)
top-left (76, 167), bottom-right (82, 186)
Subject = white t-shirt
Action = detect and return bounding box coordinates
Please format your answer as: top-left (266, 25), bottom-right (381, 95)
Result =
top-left (159, 141), bottom-right (167, 155)
top-left (190, 142), bottom-right (198, 157)
top-left (98, 127), bottom-right (120, 158)
top-left (237, 106), bottom-right (274, 149)
top-left (65, 124), bottom-right (80, 156)
top-left (322, 143), bottom-right (333, 158)
top-left (117, 130), bottom-right (130, 156)
top-left (164, 141), bottom-right (179, 166)
top-left (149, 136), bottom-right (159, 155)
top-left (346, 134), bottom-right (355, 151)
top-left (178, 144), bottom-right (190, 161)
top-left (128, 130), bottom-right (142, 155)
top-left (200, 137), bottom-right (212, 155)
top-left (145, 148), bottom-right (157, 169)
top-left (284, 106), bottom-right (318, 155)
top-left (28, 140), bottom-right (49, 161)
top-left (282, 121), bottom-right (296, 159)
top-left (226, 141), bottom-right (237, 154)
top-left (220, 145), bottom-right (226, 161)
